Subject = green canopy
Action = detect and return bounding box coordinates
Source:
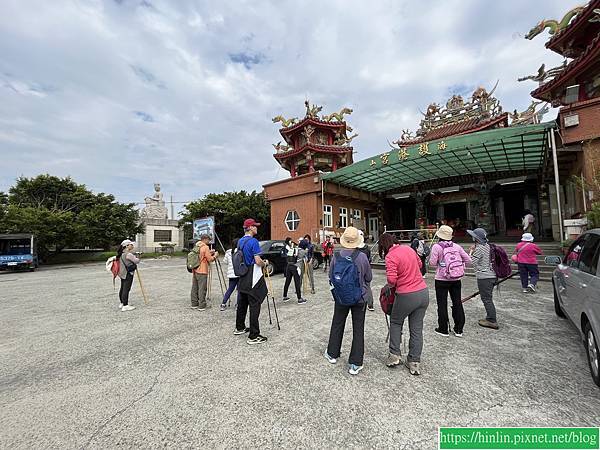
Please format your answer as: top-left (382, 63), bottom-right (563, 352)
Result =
top-left (322, 122), bottom-right (556, 193)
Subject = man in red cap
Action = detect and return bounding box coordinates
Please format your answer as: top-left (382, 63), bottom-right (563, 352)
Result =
top-left (235, 218), bottom-right (269, 344)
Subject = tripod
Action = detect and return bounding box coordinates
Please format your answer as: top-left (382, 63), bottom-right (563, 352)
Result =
top-left (264, 266), bottom-right (281, 330)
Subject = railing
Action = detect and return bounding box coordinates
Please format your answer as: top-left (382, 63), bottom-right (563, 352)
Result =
top-left (369, 226), bottom-right (440, 264)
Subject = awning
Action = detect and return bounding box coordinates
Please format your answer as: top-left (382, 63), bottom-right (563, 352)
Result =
top-left (322, 122), bottom-right (556, 194)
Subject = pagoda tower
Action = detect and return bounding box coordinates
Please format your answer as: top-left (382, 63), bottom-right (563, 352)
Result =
top-left (271, 100), bottom-right (357, 177)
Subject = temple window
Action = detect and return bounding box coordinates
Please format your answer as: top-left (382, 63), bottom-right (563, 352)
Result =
top-left (285, 210), bottom-right (300, 231)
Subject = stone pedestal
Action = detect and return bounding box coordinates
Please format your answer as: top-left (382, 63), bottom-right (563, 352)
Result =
top-left (136, 218), bottom-right (185, 254)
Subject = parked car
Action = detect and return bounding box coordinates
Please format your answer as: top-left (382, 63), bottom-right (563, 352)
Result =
top-left (259, 240), bottom-right (322, 276)
top-left (0, 234), bottom-right (38, 271)
top-left (547, 229), bottom-right (600, 387)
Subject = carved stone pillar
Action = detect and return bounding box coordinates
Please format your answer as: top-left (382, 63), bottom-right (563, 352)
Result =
top-left (415, 189), bottom-right (425, 228)
top-left (477, 179), bottom-right (494, 233)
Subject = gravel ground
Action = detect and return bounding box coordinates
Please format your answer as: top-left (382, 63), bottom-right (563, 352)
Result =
top-left (1, 257), bottom-right (599, 449)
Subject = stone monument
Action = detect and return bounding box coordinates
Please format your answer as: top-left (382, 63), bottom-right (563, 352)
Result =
top-left (136, 183), bottom-right (185, 254)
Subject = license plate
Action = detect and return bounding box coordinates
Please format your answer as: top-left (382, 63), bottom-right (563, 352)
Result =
top-left (7, 262), bottom-right (18, 266)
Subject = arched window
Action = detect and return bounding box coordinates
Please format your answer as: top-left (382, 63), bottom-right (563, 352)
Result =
top-left (285, 210), bottom-right (300, 231)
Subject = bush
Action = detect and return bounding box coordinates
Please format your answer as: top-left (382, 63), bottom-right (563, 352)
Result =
top-left (586, 202), bottom-right (600, 228)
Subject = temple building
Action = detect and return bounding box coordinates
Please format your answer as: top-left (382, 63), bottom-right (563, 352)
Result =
top-left (263, 101), bottom-right (378, 242)
top-left (523, 0), bottom-right (600, 234)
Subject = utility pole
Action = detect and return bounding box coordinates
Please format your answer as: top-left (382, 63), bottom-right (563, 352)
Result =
top-left (170, 195), bottom-right (174, 220)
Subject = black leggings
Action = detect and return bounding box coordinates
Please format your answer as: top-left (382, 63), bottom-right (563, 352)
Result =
top-left (434, 279), bottom-right (464, 333)
top-left (119, 273), bottom-right (134, 305)
top-left (283, 264), bottom-right (301, 299)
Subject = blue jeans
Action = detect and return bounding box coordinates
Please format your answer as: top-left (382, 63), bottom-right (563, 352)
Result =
top-left (518, 263), bottom-right (539, 288)
top-left (222, 278), bottom-right (239, 305)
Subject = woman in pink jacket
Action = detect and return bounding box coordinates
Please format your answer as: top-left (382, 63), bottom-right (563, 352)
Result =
top-left (514, 233), bottom-right (543, 293)
top-left (380, 233), bottom-right (429, 376)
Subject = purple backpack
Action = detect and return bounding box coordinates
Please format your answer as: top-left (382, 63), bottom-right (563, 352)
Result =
top-left (490, 243), bottom-right (512, 279)
top-left (438, 242), bottom-right (465, 280)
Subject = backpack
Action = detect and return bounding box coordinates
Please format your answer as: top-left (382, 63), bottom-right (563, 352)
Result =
top-left (186, 248), bottom-right (200, 273)
top-left (438, 243), bottom-right (465, 279)
top-left (422, 242), bottom-right (431, 258)
top-left (330, 250), bottom-right (362, 306)
top-left (379, 284), bottom-right (395, 315)
top-left (232, 238), bottom-right (250, 277)
top-left (490, 243), bottom-right (512, 279)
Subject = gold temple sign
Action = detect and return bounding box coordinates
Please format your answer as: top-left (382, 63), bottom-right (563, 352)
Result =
top-left (380, 152), bottom-right (390, 165)
top-left (418, 142), bottom-right (430, 156)
top-left (370, 159), bottom-right (376, 167)
top-left (398, 148), bottom-right (409, 161)
top-left (437, 141), bottom-right (447, 151)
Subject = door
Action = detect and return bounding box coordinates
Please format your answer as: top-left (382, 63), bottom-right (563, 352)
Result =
top-left (573, 234), bottom-right (600, 333)
top-left (558, 235), bottom-right (586, 320)
top-left (368, 214), bottom-right (379, 241)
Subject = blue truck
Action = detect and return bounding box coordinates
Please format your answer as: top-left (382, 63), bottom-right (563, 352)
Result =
top-left (0, 234), bottom-right (38, 271)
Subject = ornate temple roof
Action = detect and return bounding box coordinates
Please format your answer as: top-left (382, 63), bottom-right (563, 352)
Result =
top-left (531, 31), bottom-right (600, 104)
top-left (545, 0), bottom-right (600, 57)
top-left (392, 86), bottom-right (508, 147)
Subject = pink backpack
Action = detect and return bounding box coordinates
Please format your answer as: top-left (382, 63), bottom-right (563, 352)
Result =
top-left (439, 243), bottom-right (465, 279)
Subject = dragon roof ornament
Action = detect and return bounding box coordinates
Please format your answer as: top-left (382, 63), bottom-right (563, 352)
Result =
top-left (524, 6), bottom-right (585, 40)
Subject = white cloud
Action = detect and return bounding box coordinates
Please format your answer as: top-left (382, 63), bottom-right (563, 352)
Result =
top-left (0, 0), bottom-right (570, 211)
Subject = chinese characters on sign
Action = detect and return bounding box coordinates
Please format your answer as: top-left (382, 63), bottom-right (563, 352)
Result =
top-left (398, 149), bottom-right (409, 161)
top-left (371, 140), bottom-right (447, 168)
top-left (370, 159), bottom-right (376, 167)
top-left (418, 142), bottom-right (430, 156)
top-left (437, 140), bottom-right (447, 151)
top-left (380, 152), bottom-right (390, 165)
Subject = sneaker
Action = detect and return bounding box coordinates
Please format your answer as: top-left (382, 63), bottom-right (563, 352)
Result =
top-left (522, 288), bottom-right (529, 293)
top-left (528, 284), bottom-right (537, 293)
top-left (121, 305), bottom-right (136, 312)
top-left (219, 303), bottom-right (227, 311)
top-left (119, 303), bottom-right (123, 309)
top-left (297, 298), bottom-right (307, 304)
top-left (348, 364), bottom-right (364, 375)
top-left (434, 328), bottom-right (449, 337)
top-left (190, 306), bottom-right (199, 310)
top-left (386, 353), bottom-right (402, 367)
top-left (324, 352), bottom-right (337, 364)
top-left (282, 296), bottom-right (290, 302)
top-left (233, 327), bottom-right (250, 335)
top-left (311, 289), bottom-right (315, 294)
top-left (478, 319), bottom-right (499, 330)
top-left (453, 330), bottom-right (463, 338)
top-left (405, 360), bottom-right (421, 376)
top-left (198, 307), bottom-right (207, 311)
top-left (367, 305), bottom-right (375, 311)
top-left (247, 335), bottom-right (268, 345)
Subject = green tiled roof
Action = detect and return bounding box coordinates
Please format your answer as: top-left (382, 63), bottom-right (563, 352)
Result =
top-left (322, 122), bottom-right (555, 193)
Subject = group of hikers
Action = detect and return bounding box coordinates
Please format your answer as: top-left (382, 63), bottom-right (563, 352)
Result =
top-left (112, 214), bottom-right (543, 376)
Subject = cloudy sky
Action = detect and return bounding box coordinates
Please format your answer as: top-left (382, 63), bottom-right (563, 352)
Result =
top-left (0, 0), bottom-right (568, 216)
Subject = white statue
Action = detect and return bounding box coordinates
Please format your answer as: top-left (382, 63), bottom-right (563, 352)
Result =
top-left (140, 183), bottom-right (168, 219)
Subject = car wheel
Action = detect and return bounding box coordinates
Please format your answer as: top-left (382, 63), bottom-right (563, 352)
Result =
top-left (584, 322), bottom-right (600, 387)
top-left (266, 261), bottom-right (275, 277)
top-left (312, 258), bottom-right (321, 270)
top-left (553, 281), bottom-right (565, 318)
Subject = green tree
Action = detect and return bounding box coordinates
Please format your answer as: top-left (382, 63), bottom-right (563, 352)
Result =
top-left (180, 190), bottom-right (270, 248)
top-left (0, 175), bottom-right (143, 257)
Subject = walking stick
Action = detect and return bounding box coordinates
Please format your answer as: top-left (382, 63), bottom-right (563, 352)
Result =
top-left (135, 269), bottom-right (149, 305)
top-left (461, 272), bottom-right (518, 303)
top-left (384, 313), bottom-right (390, 343)
top-left (264, 267), bottom-right (280, 330)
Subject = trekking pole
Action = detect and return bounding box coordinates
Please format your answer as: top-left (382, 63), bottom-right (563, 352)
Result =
top-left (265, 268), bottom-right (280, 330)
top-left (207, 264), bottom-right (212, 301)
top-left (461, 272), bottom-right (518, 303)
top-left (262, 267), bottom-right (273, 325)
top-left (214, 259), bottom-right (226, 296)
top-left (384, 313), bottom-right (390, 343)
top-left (135, 269), bottom-right (149, 305)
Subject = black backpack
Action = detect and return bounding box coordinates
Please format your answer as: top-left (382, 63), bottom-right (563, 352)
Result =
top-left (232, 238), bottom-right (250, 277)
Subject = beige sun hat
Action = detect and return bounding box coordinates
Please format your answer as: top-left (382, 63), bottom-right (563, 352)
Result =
top-left (435, 225), bottom-right (453, 241)
top-left (340, 226), bottom-right (364, 249)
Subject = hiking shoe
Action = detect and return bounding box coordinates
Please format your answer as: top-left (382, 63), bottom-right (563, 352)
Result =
top-left (219, 303), bottom-right (227, 311)
top-left (324, 352), bottom-right (337, 364)
top-left (434, 328), bottom-right (449, 337)
top-left (121, 305), bottom-right (136, 312)
top-left (386, 353), bottom-right (402, 367)
top-left (298, 298), bottom-right (307, 304)
top-left (522, 288), bottom-right (529, 293)
top-left (282, 296), bottom-right (290, 302)
top-left (233, 327), bottom-right (250, 335)
top-left (247, 335), bottom-right (268, 345)
top-left (198, 307), bottom-right (207, 311)
top-left (528, 284), bottom-right (537, 293)
top-left (478, 319), bottom-right (499, 330)
top-left (348, 364), bottom-right (363, 375)
top-left (190, 306), bottom-right (199, 310)
top-left (405, 360), bottom-right (421, 376)
top-left (453, 330), bottom-right (463, 338)
top-left (367, 305), bottom-right (375, 311)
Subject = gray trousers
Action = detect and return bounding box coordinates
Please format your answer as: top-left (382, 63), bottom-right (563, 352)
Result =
top-left (477, 277), bottom-right (497, 322)
top-left (389, 288), bottom-right (429, 362)
top-left (364, 282), bottom-right (374, 308)
top-left (191, 273), bottom-right (208, 308)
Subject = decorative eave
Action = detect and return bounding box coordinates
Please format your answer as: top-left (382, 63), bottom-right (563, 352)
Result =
top-left (532, 32), bottom-right (600, 103)
top-left (278, 117), bottom-right (346, 138)
top-left (545, 0), bottom-right (600, 57)
top-left (273, 143), bottom-right (353, 160)
top-left (398, 113), bottom-right (509, 146)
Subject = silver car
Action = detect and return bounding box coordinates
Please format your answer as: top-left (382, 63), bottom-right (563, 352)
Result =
top-left (548, 229), bottom-right (600, 387)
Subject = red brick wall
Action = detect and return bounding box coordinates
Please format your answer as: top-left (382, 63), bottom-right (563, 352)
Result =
top-left (560, 98), bottom-right (600, 144)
